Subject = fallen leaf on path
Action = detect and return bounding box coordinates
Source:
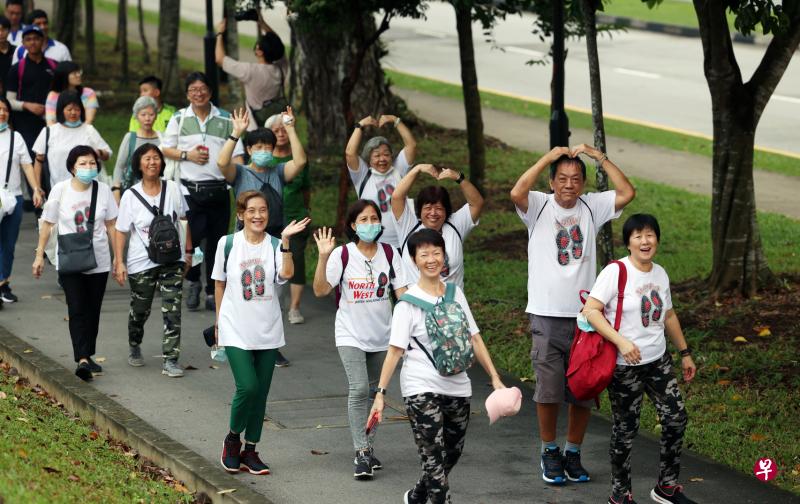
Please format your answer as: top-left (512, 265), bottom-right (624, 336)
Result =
top-left (184, 365), bottom-right (198, 370)
top-left (749, 433), bottom-right (766, 442)
top-left (23, 349), bottom-right (33, 354)
top-left (40, 295), bottom-right (52, 299)
top-left (731, 394), bottom-right (742, 401)
top-left (43, 466), bottom-right (60, 474)
top-left (217, 489), bottom-right (237, 495)
top-left (209, 365), bottom-right (219, 370)
top-left (70, 460), bottom-right (81, 466)
top-left (94, 357), bottom-right (106, 363)
top-left (757, 327), bottom-right (772, 337)
top-left (174, 483), bottom-right (190, 493)
top-left (714, 301), bottom-right (722, 307)
top-left (311, 449), bottom-right (329, 455)
top-left (689, 477), bottom-right (704, 482)
top-left (88, 431), bottom-right (99, 440)
top-left (18, 449), bottom-right (27, 458)
top-left (733, 336), bottom-right (748, 344)
top-left (68, 475), bottom-right (80, 482)
top-left (64, 316), bottom-right (69, 321)
top-left (717, 366), bottom-right (730, 372)
top-left (16, 417), bottom-right (28, 423)
top-left (717, 380), bottom-right (731, 386)
top-left (520, 377), bottom-right (533, 382)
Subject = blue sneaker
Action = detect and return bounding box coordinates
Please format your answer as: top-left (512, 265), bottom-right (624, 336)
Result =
top-left (540, 446), bottom-right (566, 484)
top-left (563, 449), bottom-right (591, 482)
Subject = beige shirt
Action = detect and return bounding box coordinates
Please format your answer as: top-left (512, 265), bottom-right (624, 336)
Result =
top-left (222, 56), bottom-right (288, 129)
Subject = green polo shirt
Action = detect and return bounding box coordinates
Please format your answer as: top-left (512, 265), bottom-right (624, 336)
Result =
top-left (277, 154), bottom-right (310, 221)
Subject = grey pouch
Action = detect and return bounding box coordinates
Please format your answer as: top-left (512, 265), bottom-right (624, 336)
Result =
top-left (57, 181), bottom-right (98, 274)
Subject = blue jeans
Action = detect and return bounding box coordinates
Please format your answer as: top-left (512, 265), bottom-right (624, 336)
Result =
top-left (337, 346), bottom-right (386, 451)
top-left (0, 195), bottom-right (24, 282)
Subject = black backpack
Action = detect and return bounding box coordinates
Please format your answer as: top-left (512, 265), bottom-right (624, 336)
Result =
top-left (129, 181), bottom-right (182, 264)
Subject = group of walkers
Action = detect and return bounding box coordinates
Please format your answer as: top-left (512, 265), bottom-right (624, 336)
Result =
top-left (0, 3), bottom-right (700, 504)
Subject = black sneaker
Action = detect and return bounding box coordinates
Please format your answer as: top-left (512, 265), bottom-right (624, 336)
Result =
top-left (651, 484), bottom-right (697, 504)
top-left (540, 446), bottom-right (566, 484)
top-left (87, 358), bottom-right (103, 375)
top-left (563, 449), bottom-right (590, 482)
top-left (205, 294), bottom-right (215, 311)
top-left (368, 447), bottom-right (382, 470)
top-left (240, 450), bottom-right (270, 475)
top-left (220, 437), bottom-right (242, 473)
top-left (75, 362), bottom-right (93, 382)
top-left (353, 450), bottom-right (373, 480)
top-left (274, 351), bottom-right (290, 368)
top-left (0, 284), bottom-right (18, 303)
top-left (608, 492), bottom-right (637, 504)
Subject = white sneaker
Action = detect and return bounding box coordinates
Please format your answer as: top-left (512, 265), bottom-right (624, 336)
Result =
top-left (288, 309), bottom-right (305, 324)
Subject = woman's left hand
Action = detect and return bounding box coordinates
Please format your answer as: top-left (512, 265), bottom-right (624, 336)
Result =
top-left (491, 375), bottom-right (506, 390)
top-left (681, 355), bottom-right (697, 383)
top-left (32, 190), bottom-right (43, 208)
top-left (282, 106), bottom-right (295, 128)
top-left (368, 395), bottom-right (385, 425)
top-left (569, 143), bottom-right (601, 161)
top-left (281, 217), bottom-right (311, 239)
top-left (437, 167), bottom-right (461, 182)
top-left (378, 114), bottom-right (398, 128)
top-left (217, 18), bottom-right (226, 34)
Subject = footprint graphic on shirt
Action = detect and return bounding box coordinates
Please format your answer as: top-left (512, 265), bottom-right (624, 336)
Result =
top-left (254, 265), bottom-right (266, 297)
top-left (570, 225), bottom-right (584, 260)
top-left (241, 269), bottom-right (254, 301)
top-left (74, 209), bottom-right (86, 233)
top-left (556, 229), bottom-right (571, 266)
top-left (650, 290), bottom-right (663, 322)
top-left (641, 295), bottom-right (652, 328)
top-left (376, 272), bottom-right (388, 299)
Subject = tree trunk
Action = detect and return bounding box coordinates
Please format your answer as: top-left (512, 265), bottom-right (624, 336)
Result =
top-left (55, 0), bottom-right (78, 49)
top-left (692, 0), bottom-right (800, 296)
top-left (223, 0), bottom-right (243, 104)
top-left (84, 0), bottom-right (96, 74)
top-left (453, 1), bottom-right (486, 195)
top-left (291, 13), bottom-right (397, 232)
top-left (137, 0), bottom-right (150, 64)
top-left (117, 0), bottom-right (129, 84)
top-left (158, 0), bottom-right (182, 98)
top-left (580, 0), bottom-right (613, 264)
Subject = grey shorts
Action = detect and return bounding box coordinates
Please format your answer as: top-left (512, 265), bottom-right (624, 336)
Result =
top-left (530, 314), bottom-right (594, 408)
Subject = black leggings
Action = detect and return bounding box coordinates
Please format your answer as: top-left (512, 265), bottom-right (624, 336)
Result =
top-left (59, 271), bottom-right (108, 362)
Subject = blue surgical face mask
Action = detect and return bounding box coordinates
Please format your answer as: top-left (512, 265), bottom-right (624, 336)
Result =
top-left (210, 345), bottom-right (227, 362)
top-left (75, 167), bottom-right (98, 184)
top-left (0, 122), bottom-right (8, 132)
top-left (355, 223), bottom-right (382, 243)
top-left (251, 150), bottom-right (273, 168)
top-left (64, 119), bottom-right (83, 128)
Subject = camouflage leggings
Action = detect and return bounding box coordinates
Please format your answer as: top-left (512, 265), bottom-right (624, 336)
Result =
top-left (404, 393), bottom-right (471, 504)
top-left (608, 352), bottom-right (688, 497)
top-left (128, 263), bottom-right (183, 361)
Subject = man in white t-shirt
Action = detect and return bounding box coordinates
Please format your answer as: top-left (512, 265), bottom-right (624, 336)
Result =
top-left (510, 144), bottom-right (635, 485)
top-left (345, 114), bottom-right (417, 248)
top-left (12, 9), bottom-right (71, 64)
top-left (391, 163), bottom-right (483, 289)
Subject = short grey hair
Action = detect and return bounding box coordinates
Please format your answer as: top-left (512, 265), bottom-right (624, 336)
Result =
top-left (132, 96), bottom-right (158, 116)
top-left (361, 136), bottom-right (392, 164)
top-left (264, 113), bottom-right (282, 129)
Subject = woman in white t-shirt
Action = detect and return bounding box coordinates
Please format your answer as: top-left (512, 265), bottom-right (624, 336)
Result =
top-left (113, 144), bottom-right (192, 378)
top-left (369, 228), bottom-right (505, 504)
top-left (581, 214), bottom-right (697, 504)
top-left (344, 114), bottom-right (417, 248)
top-left (32, 90), bottom-right (112, 191)
top-left (0, 96), bottom-right (43, 306)
top-left (312, 199), bottom-right (410, 480)
top-left (32, 146), bottom-right (119, 382)
top-left (212, 190), bottom-right (309, 476)
top-left (391, 163), bottom-right (483, 289)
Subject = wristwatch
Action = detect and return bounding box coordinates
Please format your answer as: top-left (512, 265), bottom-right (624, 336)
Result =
top-left (180, 151), bottom-right (188, 161)
top-left (280, 245), bottom-right (291, 253)
top-left (456, 172), bottom-right (466, 184)
top-left (375, 387), bottom-right (388, 396)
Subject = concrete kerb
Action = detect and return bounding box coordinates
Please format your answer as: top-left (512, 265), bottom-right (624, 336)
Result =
top-left (0, 324), bottom-right (271, 504)
top-left (596, 13), bottom-right (759, 44)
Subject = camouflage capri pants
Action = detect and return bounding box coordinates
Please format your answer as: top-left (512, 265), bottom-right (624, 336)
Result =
top-left (128, 262), bottom-right (184, 361)
top-left (608, 352), bottom-right (688, 497)
top-left (404, 393), bottom-right (471, 504)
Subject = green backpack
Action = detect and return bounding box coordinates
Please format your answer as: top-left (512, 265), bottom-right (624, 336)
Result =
top-left (399, 283), bottom-right (475, 376)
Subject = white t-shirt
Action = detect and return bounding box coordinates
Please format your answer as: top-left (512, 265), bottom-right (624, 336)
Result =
top-left (516, 191), bottom-right (620, 317)
top-left (395, 203), bottom-right (477, 290)
top-left (588, 257), bottom-right (672, 366)
top-left (32, 124), bottom-right (112, 188)
top-left (13, 38), bottom-right (72, 64)
top-left (42, 180), bottom-right (119, 274)
top-left (347, 149), bottom-right (411, 248)
top-left (389, 284), bottom-right (479, 398)
top-left (0, 130), bottom-right (32, 196)
top-left (325, 242), bottom-right (410, 352)
top-left (115, 181), bottom-right (188, 275)
top-left (211, 231), bottom-right (287, 350)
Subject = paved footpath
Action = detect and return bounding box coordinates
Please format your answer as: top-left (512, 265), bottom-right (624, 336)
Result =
top-left (1, 215), bottom-right (796, 503)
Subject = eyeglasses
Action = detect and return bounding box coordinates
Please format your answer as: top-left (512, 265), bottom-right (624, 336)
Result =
top-left (364, 260), bottom-right (374, 284)
top-left (187, 87), bottom-right (209, 95)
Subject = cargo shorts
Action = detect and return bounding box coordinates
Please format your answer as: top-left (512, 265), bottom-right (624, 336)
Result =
top-left (530, 314), bottom-right (594, 408)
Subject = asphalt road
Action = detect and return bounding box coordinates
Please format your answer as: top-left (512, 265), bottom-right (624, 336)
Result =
top-left (151, 0), bottom-right (800, 156)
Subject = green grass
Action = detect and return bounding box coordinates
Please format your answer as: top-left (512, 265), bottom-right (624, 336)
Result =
top-left (0, 366), bottom-right (192, 503)
top-left (385, 69), bottom-right (800, 179)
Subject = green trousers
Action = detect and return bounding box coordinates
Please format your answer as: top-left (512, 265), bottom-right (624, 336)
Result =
top-left (226, 346), bottom-right (278, 443)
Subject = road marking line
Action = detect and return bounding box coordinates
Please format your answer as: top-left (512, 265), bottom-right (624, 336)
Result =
top-left (773, 94), bottom-right (800, 104)
top-left (385, 68), bottom-right (800, 160)
top-left (414, 28), bottom-right (448, 39)
top-left (504, 46), bottom-right (545, 58)
top-left (614, 67), bottom-right (661, 79)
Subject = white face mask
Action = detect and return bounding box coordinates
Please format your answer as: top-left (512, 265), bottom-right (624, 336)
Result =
top-left (210, 345), bottom-right (227, 362)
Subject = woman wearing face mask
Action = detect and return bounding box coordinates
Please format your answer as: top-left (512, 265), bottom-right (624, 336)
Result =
top-left (218, 108), bottom-right (306, 237)
top-left (45, 61), bottom-right (99, 126)
top-left (32, 145), bottom-right (119, 382)
top-left (111, 96), bottom-right (161, 203)
top-left (33, 90), bottom-right (111, 192)
top-left (344, 114), bottom-right (417, 248)
top-left (312, 199), bottom-right (410, 480)
top-left (391, 163), bottom-right (483, 290)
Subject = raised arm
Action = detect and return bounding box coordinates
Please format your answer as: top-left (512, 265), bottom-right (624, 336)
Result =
top-left (278, 217), bottom-right (311, 280)
top-left (214, 19), bottom-right (227, 65)
top-left (217, 108), bottom-right (249, 183)
top-left (391, 163), bottom-right (440, 219)
top-left (312, 227), bottom-right (336, 296)
top-left (570, 143), bottom-right (635, 211)
top-left (510, 146), bottom-right (569, 213)
top-left (345, 116), bottom-right (377, 170)
top-left (439, 167), bottom-right (484, 222)
top-left (279, 107), bottom-right (307, 182)
top-left (379, 114), bottom-right (416, 164)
